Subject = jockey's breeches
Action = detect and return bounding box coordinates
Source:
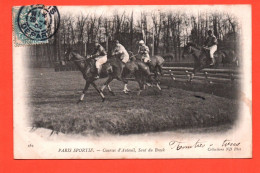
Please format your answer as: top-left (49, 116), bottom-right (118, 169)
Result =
top-left (209, 45), bottom-right (217, 59)
top-left (120, 53), bottom-right (129, 63)
top-left (141, 54), bottom-right (151, 63)
top-left (95, 55), bottom-right (107, 69)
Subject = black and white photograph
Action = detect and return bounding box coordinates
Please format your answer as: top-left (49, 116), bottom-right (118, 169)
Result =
top-left (13, 5), bottom-right (251, 159)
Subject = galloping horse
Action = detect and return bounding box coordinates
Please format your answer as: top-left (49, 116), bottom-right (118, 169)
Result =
top-left (149, 55), bottom-right (165, 79)
top-left (64, 49), bottom-right (155, 103)
top-left (182, 42), bottom-right (221, 81)
top-left (99, 53), bottom-right (156, 95)
top-left (129, 51), bottom-right (165, 88)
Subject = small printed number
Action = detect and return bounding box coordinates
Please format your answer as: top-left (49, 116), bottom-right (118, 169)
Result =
top-left (28, 144), bottom-right (34, 147)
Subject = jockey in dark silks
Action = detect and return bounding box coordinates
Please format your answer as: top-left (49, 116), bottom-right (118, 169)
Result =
top-left (89, 40), bottom-right (107, 79)
top-left (204, 30), bottom-right (218, 65)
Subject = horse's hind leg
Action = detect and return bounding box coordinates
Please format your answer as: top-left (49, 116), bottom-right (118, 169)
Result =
top-left (156, 65), bottom-right (164, 76)
top-left (78, 81), bottom-right (90, 103)
top-left (91, 82), bottom-right (105, 102)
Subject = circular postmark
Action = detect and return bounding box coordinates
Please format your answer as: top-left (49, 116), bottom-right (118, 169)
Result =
top-left (17, 5), bottom-right (60, 41)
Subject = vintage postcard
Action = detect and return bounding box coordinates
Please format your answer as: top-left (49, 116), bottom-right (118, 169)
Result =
top-left (13, 5), bottom-right (252, 159)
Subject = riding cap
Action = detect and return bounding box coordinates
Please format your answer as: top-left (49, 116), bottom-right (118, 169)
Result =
top-left (207, 30), bottom-right (213, 34)
top-left (139, 40), bottom-right (145, 44)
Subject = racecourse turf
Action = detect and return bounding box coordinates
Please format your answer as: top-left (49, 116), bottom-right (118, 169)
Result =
top-left (27, 68), bottom-right (239, 135)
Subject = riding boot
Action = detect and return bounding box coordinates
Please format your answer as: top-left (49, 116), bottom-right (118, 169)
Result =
top-left (209, 58), bottom-right (215, 66)
top-left (95, 68), bottom-right (101, 79)
top-left (146, 61), bottom-right (152, 70)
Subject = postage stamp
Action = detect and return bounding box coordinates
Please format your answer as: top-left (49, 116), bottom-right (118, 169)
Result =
top-left (12, 5), bottom-right (60, 46)
top-left (13, 5), bottom-right (252, 159)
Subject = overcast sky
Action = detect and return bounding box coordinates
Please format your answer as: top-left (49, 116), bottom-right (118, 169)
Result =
top-left (57, 5), bottom-right (248, 18)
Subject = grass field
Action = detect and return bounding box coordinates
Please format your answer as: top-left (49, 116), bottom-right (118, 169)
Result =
top-left (28, 68), bottom-right (240, 135)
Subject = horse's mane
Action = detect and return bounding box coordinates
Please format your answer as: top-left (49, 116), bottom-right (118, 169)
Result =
top-left (68, 50), bottom-right (87, 61)
top-left (72, 51), bottom-right (85, 60)
top-left (186, 42), bottom-right (200, 49)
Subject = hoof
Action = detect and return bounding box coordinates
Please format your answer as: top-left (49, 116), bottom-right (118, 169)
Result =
top-left (123, 90), bottom-right (129, 94)
top-left (77, 100), bottom-right (82, 104)
top-left (156, 84), bottom-right (162, 91)
top-left (146, 83), bottom-right (152, 87)
top-left (102, 97), bottom-right (105, 102)
top-left (110, 92), bottom-right (115, 96)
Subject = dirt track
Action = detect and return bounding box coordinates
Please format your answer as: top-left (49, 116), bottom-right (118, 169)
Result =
top-left (28, 68), bottom-right (240, 135)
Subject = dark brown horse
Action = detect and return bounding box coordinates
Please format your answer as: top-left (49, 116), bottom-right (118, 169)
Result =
top-left (182, 42), bottom-right (221, 81)
top-left (149, 55), bottom-right (165, 79)
top-left (65, 49), bottom-right (155, 102)
top-left (100, 53), bottom-right (156, 95)
top-left (128, 51), bottom-right (165, 89)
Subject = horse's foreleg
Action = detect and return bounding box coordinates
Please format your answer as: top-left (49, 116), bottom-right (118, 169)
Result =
top-left (101, 76), bottom-right (115, 96)
top-left (100, 76), bottom-right (112, 91)
top-left (156, 83), bottom-right (162, 91)
top-left (78, 81), bottom-right (90, 103)
top-left (91, 82), bottom-right (105, 102)
top-left (107, 84), bottom-right (115, 96)
top-left (150, 69), bottom-right (162, 91)
top-left (123, 83), bottom-right (130, 94)
top-left (116, 72), bottom-right (130, 94)
top-left (137, 80), bottom-right (144, 96)
top-left (158, 65), bottom-right (164, 76)
top-left (134, 73), bottom-right (144, 96)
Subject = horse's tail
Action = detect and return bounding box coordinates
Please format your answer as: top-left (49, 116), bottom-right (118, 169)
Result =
top-left (153, 55), bottom-right (165, 76)
top-left (153, 55), bottom-right (165, 66)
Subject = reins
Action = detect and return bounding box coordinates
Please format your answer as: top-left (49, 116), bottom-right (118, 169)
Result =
top-left (68, 51), bottom-right (139, 63)
top-left (67, 52), bottom-right (90, 62)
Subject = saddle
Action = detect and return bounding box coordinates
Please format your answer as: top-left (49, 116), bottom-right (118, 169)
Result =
top-left (202, 47), bottom-right (210, 54)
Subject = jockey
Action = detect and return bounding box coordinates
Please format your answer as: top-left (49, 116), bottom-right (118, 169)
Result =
top-left (90, 40), bottom-right (107, 79)
top-left (204, 30), bottom-right (218, 65)
top-left (112, 40), bottom-right (129, 63)
top-left (138, 40), bottom-right (151, 64)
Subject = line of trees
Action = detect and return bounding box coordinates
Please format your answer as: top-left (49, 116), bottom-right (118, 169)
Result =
top-left (28, 9), bottom-right (240, 67)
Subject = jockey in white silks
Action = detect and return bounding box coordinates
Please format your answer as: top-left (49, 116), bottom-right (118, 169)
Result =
top-left (204, 30), bottom-right (218, 65)
top-left (112, 40), bottom-right (129, 63)
top-left (112, 40), bottom-right (130, 93)
top-left (90, 40), bottom-right (107, 79)
top-left (138, 40), bottom-right (151, 63)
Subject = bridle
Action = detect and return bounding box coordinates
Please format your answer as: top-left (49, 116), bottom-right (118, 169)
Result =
top-left (65, 51), bottom-right (89, 63)
top-left (130, 54), bottom-right (139, 58)
top-left (185, 44), bottom-right (202, 56)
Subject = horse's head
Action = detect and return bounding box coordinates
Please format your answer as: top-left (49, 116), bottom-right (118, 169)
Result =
top-left (128, 51), bottom-right (137, 61)
top-left (182, 42), bottom-right (198, 58)
top-left (64, 48), bottom-right (73, 62)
